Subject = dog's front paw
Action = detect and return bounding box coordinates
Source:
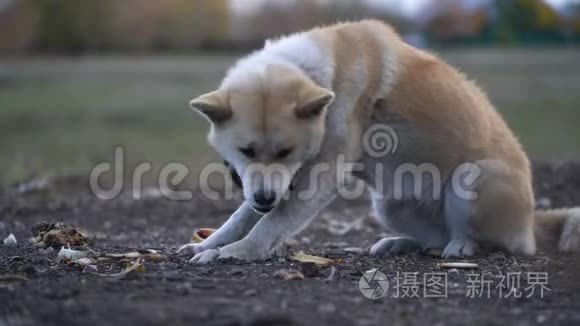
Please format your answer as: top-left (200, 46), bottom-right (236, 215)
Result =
top-left (189, 249), bottom-right (221, 264)
top-left (188, 240), bottom-right (271, 264)
top-left (177, 243), bottom-right (209, 256)
top-left (370, 237), bottom-right (422, 256)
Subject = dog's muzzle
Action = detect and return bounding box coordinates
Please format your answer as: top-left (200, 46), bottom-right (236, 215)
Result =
top-left (223, 160), bottom-right (297, 191)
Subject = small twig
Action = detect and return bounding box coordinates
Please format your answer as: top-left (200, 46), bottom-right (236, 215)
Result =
top-left (438, 262), bottom-right (479, 269)
top-left (324, 266), bottom-right (337, 282)
top-left (0, 274), bottom-right (29, 282)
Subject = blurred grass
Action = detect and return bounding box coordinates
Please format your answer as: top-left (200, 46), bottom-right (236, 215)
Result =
top-left (0, 49), bottom-right (579, 186)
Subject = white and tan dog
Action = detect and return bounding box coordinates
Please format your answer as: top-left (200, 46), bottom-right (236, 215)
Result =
top-left (178, 20), bottom-right (580, 263)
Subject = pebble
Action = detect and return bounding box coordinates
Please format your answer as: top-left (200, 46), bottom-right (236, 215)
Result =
top-left (3, 233), bottom-right (17, 245)
top-left (536, 315), bottom-right (548, 323)
top-left (273, 269), bottom-right (305, 281)
top-left (230, 268), bottom-right (245, 277)
top-left (343, 247), bottom-right (366, 254)
top-left (536, 198), bottom-right (552, 210)
top-left (317, 302), bottom-right (336, 314)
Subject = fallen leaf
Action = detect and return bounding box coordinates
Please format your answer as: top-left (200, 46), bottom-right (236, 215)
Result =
top-left (93, 259), bottom-right (145, 280)
top-left (74, 258), bottom-right (96, 266)
top-left (191, 228), bottom-right (216, 243)
top-left (85, 259), bottom-right (145, 280)
top-left (101, 252), bottom-right (141, 259)
top-left (96, 250), bottom-right (166, 262)
top-left (343, 247), bottom-right (365, 254)
top-left (137, 249), bottom-right (166, 261)
top-left (273, 269), bottom-right (304, 281)
top-left (289, 252), bottom-right (334, 266)
top-left (30, 222), bottom-right (89, 248)
top-left (438, 262), bottom-right (479, 269)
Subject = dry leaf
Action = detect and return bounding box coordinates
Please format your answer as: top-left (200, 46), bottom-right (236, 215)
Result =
top-left (273, 269), bottom-right (304, 280)
top-left (101, 252), bottom-right (141, 259)
top-left (90, 259), bottom-right (145, 280)
top-left (97, 250), bottom-right (165, 262)
top-left (289, 252), bottom-right (334, 266)
top-left (137, 249), bottom-right (166, 261)
top-left (191, 228), bottom-right (216, 243)
top-left (30, 222), bottom-right (89, 248)
top-left (438, 262), bottom-right (479, 269)
top-left (75, 258), bottom-right (96, 266)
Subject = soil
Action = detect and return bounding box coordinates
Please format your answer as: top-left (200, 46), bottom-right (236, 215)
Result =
top-left (1, 161), bottom-right (580, 326)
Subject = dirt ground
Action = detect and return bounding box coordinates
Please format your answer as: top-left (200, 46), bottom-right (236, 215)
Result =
top-left (1, 161), bottom-right (580, 326)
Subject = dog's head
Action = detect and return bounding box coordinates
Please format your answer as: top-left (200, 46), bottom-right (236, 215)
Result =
top-left (190, 63), bottom-right (334, 213)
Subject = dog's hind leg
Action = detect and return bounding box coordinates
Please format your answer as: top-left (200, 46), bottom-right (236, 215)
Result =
top-left (441, 160), bottom-right (535, 258)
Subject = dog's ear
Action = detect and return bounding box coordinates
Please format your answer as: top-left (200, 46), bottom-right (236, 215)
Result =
top-left (295, 86), bottom-right (335, 120)
top-left (189, 90), bottom-right (232, 124)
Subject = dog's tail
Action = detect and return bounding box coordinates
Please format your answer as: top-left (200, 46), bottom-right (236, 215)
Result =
top-left (534, 208), bottom-right (580, 253)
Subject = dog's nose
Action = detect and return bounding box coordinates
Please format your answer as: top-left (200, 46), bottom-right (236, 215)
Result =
top-left (254, 191), bottom-right (276, 207)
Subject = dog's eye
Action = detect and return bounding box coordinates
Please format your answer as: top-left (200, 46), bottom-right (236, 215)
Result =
top-left (275, 148), bottom-right (293, 159)
top-left (239, 147), bottom-right (256, 159)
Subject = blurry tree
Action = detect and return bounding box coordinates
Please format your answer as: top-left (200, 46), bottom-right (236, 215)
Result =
top-left (426, 0), bottom-right (490, 42)
top-left (99, 0), bottom-right (229, 52)
top-left (30, 0), bottom-right (114, 53)
top-left (0, 0), bottom-right (40, 53)
top-left (253, 0), bottom-right (324, 40)
top-left (0, 0), bottom-right (229, 54)
top-left (492, 0), bottom-right (563, 43)
top-left (0, 0), bottom-right (575, 53)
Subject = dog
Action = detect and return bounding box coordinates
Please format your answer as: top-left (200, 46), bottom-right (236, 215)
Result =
top-left (178, 20), bottom-right (580, 263)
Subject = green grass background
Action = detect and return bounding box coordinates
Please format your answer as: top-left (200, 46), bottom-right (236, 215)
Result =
top-left (0, 49), bottom-right (579, 186)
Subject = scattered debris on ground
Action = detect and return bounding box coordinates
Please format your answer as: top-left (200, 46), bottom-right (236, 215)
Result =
top-left (1, 161), bottom-right (580, 325)
top-left (289, 251), bottom-right (334, 266)
top-left (30, 222), bottom-right (90, 248)
top-left (273, 269), bottom-right (305, 281)
top-left (88, 259), bottom-right (146, 280)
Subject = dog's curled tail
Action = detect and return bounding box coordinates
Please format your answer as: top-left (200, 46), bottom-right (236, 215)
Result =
top-left (535, 208), bottom-right (580, 253)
